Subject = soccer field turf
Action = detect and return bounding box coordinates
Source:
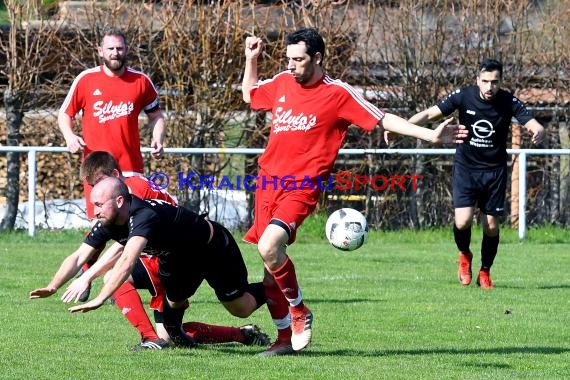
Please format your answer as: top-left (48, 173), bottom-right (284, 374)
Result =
top-left (2, 221), bottom-right (570, 379)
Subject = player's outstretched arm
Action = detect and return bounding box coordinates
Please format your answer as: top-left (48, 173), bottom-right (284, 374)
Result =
top-left (381, 113), bottom-right (466, 144)
top-left (29, 243), bottom-right (98, 299)
top-left (431, 117), bottom-right (468, 144)
top-left (68, 236), bottom-right (146, 313)
top-left (524, 119), bottom-right (545, 145)
top-left (61, 242), bottom-right (125, 303)
top-left (386, 105), bottom-right (444, 144)
top-left (408, 105), bottom-right (444, 125)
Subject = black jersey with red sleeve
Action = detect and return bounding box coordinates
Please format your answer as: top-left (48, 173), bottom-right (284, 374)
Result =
top-left (84, 196), bottom-right (211, 257)
top-left (437, 85), bottom-right (533, 170)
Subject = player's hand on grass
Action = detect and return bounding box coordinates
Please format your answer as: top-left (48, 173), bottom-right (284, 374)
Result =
top-left (29, 287), bottom-right (57, 299)
top-left (68, 299), bottom-right (104, 313)
top-left (60, 278), bottom-right (90, 303)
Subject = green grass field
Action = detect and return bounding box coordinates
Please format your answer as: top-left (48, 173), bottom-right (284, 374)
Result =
top-left (1, 218), bottom-right (570, 379)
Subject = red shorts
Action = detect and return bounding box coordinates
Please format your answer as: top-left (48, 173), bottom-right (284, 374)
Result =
top-left (243, 170), bottom-right (320, 246)
top-left (137, 255), bottom-right (164, 312)
top-left (84, 179), bottom-right (95, 219)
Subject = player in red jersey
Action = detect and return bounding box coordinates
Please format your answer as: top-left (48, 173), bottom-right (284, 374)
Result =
top-left (58, 27), bottom-right (166, 300)
top-left (58, 26), bottom-right (166, 219)
top-left (29, 151), bottom-right (270, 351)
top-left (242, 27), bottom-right (468, 356)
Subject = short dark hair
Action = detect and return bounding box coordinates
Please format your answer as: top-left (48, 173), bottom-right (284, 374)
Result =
top-left (80, 151), bottom-right (122, 185)
top-left (114, 177), bottom-right (132, 203)
top-left (285, 27), bottom-right (325, 61)
top-left (100, 26), bottom-right (127, 46)
top-left (479, 59), bottom-right (503, 78)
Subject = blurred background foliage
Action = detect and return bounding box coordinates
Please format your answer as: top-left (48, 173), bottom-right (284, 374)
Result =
top-left (0, 0), bottom-right (569, 230)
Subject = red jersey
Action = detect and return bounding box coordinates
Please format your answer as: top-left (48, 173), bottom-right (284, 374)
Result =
top-left (250, 72), bottom-right (385, 180)
top-left (124, 175), bottom-right (177, 206)
top-left (60, 65), bottom-right (160, 174)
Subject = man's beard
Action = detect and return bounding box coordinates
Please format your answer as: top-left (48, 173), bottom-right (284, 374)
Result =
top-left (103, 57), bottom-right (126, 72)
top-left (294, 75), bottom-right (307, 84)
top-left (293, 64), bottom-right (316, 84)
top-left (98, 212), bottom-right (118, 226)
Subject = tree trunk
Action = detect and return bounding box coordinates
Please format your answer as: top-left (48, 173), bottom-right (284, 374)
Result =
top-left (0, 88), bottom-right (23, 231)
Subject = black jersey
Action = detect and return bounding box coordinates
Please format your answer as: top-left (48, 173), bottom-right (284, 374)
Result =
top-left (84, 196), bottom-right (212, 258)
top-left (437, 85), bottom-right (533, 169)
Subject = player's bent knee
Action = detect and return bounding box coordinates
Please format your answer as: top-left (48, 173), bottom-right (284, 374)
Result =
top-left (484, 225), bottom-right (500, 236)
top-left (258, 223), bottom-right (289, 266)
top-left (222, 296), bottom-right (256, 318)
top-left (455, 220), bottom-right (472, 230)
top-left (224, 305), bottom-right (252, 318)
top-left (257, 239), bottom-right (276, 258)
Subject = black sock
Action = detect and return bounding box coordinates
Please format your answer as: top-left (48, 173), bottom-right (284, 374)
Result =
top-left (162, 296), bottom-right (197, 347)
top-left (454, 224), bottom-right (472, 253)
top-left (162, 295), bottom-right (185, 331)
top-left (245, 282), bottom-right (267, 310)
top-left (481, 232), bottom-right (500, 270)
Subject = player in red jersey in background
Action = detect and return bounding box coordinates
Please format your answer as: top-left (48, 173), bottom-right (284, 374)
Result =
top-left (58, 27), bottom-right (166, 300)
top-left (30, 151), bottom-right (269, 351)
top-left (59, 26), bottom-right (166, 218)
top-left (242, 27), bottom-right (468, 356)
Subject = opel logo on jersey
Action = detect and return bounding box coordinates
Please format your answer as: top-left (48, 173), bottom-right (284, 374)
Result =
top-left (471, 119), bottom-right (495, 139)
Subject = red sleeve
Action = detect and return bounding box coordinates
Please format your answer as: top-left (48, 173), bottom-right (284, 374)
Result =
top-left (336, 84), bottom-right (384, 131)
top-left (141, 75), bottom-right (160, 112)
top-left (250, 72), bottom-right (286, 111)
top-left (60, 75), bottom-right (85, 118)
top-left (125, 176), bottom-right (177, 206)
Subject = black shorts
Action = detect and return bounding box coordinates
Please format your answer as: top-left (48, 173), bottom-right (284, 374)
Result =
top-left (158, 221), bottom-right (249, 303)
top-left (452, 163), bottom-right (507, 216)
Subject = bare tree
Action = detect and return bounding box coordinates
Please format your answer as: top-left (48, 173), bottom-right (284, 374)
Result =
top-left (349, 0), bottom-right (569, 228)
top-left (0, 0), bottom-right (64, 230)
top-left (2, 0), bottom-right (568, 230)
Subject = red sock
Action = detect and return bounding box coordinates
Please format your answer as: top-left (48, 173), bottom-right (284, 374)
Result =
top-left (276, 327), bottom-right (292, 343)
top-left (263, 277), bottom-right (292, 343)
top-left (182, 322), bottom-right (242, 344)
top-left (271, 256), bottom-right (305, 313)
top-left (113, 281), bottom-right (159, 341)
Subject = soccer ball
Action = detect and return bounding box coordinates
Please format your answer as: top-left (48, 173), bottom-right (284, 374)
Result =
top-left (325, 208), bottom-right (368, 251)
